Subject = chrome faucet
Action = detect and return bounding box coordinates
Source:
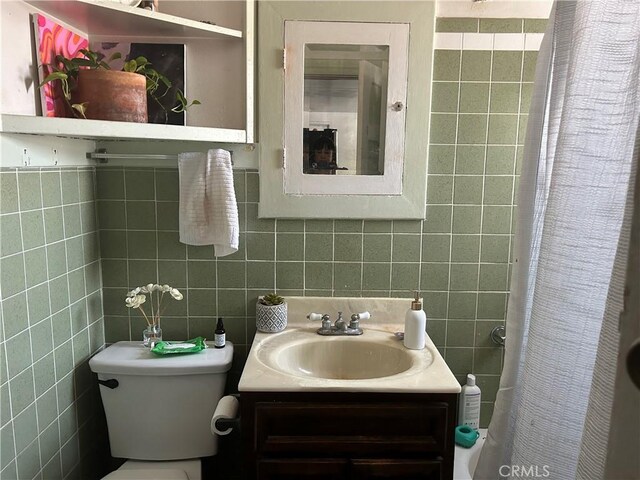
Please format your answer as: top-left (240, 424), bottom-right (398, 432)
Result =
top-left (334, 312), bottom-right (348, 332)
top-left (307, 311), bottom-right (370, 336)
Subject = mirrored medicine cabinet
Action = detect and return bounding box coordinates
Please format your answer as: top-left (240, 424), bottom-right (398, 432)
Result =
top-left (302, 43), bottom-right (389, 177)
top-left (258, 1), bottom-right (435, 219)
top-left (285, 21), bottom-right (408, 196)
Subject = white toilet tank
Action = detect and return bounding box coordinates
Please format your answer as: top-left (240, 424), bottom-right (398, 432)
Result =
top-left (89, 341), bottom-right (234, 461)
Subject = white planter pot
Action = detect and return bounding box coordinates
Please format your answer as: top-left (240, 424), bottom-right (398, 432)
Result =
top-left (256, 301), bottom-right (287, 333)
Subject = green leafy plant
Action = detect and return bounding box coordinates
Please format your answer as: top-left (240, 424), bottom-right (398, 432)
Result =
top-left (259, 293), bottom-right (285, 306)
top-left (39, 48), bottom-right (200, 120)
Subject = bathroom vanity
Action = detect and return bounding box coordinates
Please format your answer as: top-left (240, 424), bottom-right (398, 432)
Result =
top-left (240, 391), bottom-right (457, 479)
top-left (239, 297), bottom-right (461, 480)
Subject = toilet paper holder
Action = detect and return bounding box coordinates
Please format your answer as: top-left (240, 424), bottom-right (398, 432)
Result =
top-left (214, 416), bottom-right (240, 432)
top-left (212, 393), bottom-right (241, 435)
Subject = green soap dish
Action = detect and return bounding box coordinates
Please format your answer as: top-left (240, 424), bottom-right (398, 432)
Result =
top-left (455, 425), bottom-right (480, 448)
top-left (151, 337), bottom-right (206, 355)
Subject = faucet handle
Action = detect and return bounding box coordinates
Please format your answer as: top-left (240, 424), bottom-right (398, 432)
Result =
top-left (349, 311), bottom-right (370, 329)
top-left (308, 312), bottom-right (332, 332)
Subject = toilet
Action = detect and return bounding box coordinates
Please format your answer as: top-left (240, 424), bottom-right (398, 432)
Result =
top-left (89, 341), bottom-right (234, 480)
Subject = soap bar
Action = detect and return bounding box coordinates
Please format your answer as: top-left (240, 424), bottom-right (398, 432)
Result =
top-left (151, 337), bottom-right (206, 355)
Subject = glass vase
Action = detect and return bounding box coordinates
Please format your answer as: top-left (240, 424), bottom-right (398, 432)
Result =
top-left (142, 324), bottom-right (162, 347)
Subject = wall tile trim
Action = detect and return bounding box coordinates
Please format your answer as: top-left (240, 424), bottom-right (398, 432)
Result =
top-left (434, 32), bottom-right (543, 51)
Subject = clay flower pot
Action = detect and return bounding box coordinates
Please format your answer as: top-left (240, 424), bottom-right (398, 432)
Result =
top-left (72, 69), bottom-right (148, 123)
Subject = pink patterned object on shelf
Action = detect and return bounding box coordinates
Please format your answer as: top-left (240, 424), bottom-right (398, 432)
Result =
top-left (34, 13), bottom-right (88, 117)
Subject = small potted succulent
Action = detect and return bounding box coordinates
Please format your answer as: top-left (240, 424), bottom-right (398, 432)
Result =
top-left (39, 48), bottom-right (199, 123)
top-left (256, 293), bottom-right (287, 333)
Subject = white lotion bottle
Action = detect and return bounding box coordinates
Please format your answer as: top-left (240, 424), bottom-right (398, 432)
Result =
top-left (458, 374), bottom-right (481, 429)
top-left (403, 292), bottom-right (426, 350)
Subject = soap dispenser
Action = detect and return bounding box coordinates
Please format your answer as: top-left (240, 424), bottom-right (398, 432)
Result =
top-left (458, 374), bottom-right (481, 429)
top-left (404, 291), bottom-right (426, 350)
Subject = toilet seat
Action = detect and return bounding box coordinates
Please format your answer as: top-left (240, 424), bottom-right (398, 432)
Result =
top-left (103, 469), bottom-right (189, 480)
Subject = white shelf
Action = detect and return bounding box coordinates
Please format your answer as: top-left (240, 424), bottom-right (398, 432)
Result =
top-left (0, 114), bottom-right (247, 143)
top-left (26, 0), bottom-right (243, 39)
top-left (1, 1), bottom-right (253, 147)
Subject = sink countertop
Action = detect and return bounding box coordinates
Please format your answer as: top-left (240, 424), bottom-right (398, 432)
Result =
top-left (238, 296), bottom-right (461, 393)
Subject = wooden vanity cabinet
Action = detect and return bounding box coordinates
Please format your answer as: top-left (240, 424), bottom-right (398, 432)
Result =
top-left (240, 392), bottom-right (458, 480)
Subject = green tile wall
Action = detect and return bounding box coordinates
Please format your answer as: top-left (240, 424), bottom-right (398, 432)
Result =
top-left (0, 168), bottom-right (107, 480)
top-left (429, 20), bottom-right (537, 424)
top-left (435, 18), bottom-right (547, 33)
top-left (94, 19), bottom-right (538, 429)
top-left (0, 16), bottom-right (544, 477)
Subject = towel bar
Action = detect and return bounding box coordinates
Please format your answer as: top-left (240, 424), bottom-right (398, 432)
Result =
top-left (87, 148), bottom-right (234, 165)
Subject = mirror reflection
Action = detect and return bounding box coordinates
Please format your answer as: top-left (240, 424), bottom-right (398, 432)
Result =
top-left (303, 44), bottom-right (389, 175)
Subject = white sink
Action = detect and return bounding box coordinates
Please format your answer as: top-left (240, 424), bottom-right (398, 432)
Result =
top-left (249, 327), bottom-right (447, 390)
top-left (239, 296), bottom-right (461, 394)
top-left (262, 334), bottom-right (415, 380)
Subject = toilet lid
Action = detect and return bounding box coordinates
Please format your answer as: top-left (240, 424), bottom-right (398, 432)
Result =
top-left (103, 469), bottom-right (189, 480)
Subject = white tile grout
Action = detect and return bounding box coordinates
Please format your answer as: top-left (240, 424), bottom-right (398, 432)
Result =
top-left (10, 165), bottom-right (35, 474)
top-left (472, 43), bottom-right (496, 375)
top-left (430, 80), bottom-right (534, 84)
top-left (34, 169), bottom-right (53, 471)
top-left (120, 168), bottom-right (132, 341)
top-left (443, 38), bottom-right (465, 354)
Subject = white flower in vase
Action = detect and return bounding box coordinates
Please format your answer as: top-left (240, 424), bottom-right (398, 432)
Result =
top-left (124, 283), bottom-right (183, 345)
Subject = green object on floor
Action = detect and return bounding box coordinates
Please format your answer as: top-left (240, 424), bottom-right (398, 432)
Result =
top-left (151, 337), bottom-right (206, 355)
top-left (455, 425), bottom-right (480, 448)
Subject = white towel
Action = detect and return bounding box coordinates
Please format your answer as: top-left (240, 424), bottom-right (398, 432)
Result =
top-left (178, 149), bottom-right (239, 256)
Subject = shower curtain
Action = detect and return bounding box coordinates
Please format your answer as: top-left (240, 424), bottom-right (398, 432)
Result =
top-left (473, 2), bottom-right (640, 479)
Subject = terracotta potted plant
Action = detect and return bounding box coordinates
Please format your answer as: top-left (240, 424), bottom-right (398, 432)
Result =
top-left (256, 293), bottom-right (287, 333)
top-left (39, 48), bottom-right (199, 123)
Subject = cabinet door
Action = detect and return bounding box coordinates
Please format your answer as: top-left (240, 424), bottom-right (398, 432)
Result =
top-left (255, 402), bottom-right (449, 456)
top-left (350, 459), bottom-right (442, 480)
top-left (258, 458), bottom-right (348, 480)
